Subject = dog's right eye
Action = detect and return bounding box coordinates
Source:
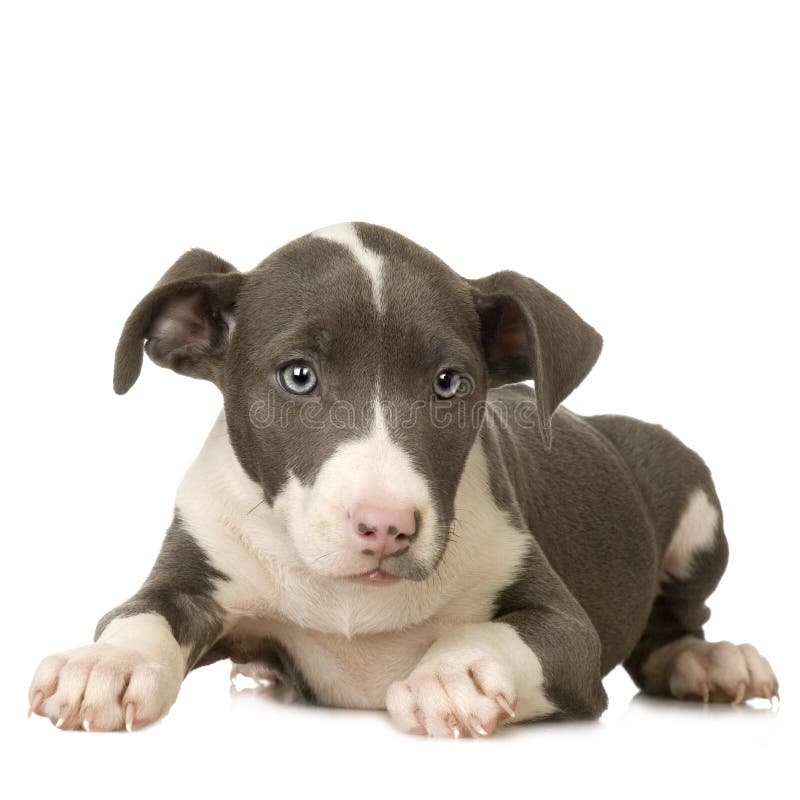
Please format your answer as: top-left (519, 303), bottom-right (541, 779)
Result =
top-left (278, 362), bottom-right (318, 395)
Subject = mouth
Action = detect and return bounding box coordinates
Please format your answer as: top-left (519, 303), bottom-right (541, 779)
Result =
top-left (345, 568), bottom-right (400, 586)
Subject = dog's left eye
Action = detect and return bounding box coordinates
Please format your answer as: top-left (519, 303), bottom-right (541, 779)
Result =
top-left (279, 362), bottom-right (318, 395)
top-left (433, 370), bottom-right (463, 399)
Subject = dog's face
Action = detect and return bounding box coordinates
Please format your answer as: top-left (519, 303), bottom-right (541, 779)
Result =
top-left (222, 225), bottom-right (487, 583)
top-left (114, 223), bottom-right (601, 584)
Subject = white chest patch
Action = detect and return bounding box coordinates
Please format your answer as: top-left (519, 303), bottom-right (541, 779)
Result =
top-left (311, 222), bottom-right (384, 309)
top-left (660, 487), bottom-right (720, 582)
top-left (175, 413), bottom-right (532, 707)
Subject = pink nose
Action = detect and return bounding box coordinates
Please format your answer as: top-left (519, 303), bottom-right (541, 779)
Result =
top-left (351, 505), bottom-right (417, 557)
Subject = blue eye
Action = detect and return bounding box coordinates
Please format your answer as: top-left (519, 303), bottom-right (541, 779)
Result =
top-left (279, 362), bottom-right (318, 395)
top-left (434, 370), bottom-right (462, 399)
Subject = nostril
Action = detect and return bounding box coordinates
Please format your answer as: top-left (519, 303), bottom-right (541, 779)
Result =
top-left (351, 505), bottom-right (419, 554)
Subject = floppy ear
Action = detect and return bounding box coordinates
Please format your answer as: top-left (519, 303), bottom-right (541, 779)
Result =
top-left (114, 249), bottom-right (244, 394)
top-left (469, 271), bottom-right (602, 449)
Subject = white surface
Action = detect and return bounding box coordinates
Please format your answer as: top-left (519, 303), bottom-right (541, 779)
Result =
top-left (1, 1), bottom-right (797, 797)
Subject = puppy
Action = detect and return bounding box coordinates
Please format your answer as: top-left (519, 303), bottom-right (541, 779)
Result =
top-left (29, 223), bottom-right (778, 736)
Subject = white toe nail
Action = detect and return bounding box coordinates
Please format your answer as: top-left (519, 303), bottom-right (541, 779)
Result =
top-left (55, 717), bottom-right (64, 728)
top-left (82, 719), bottom-right (91, 732)
top-left (125, 703), bottom-right (135, 733)
top-left (495, 694), bottom-right (516, 718)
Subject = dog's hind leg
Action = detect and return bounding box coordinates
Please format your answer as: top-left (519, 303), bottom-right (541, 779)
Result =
top-left (586, 414), bottom-right (779, 704)
top-left (623, 489), bottom-right (778, 703)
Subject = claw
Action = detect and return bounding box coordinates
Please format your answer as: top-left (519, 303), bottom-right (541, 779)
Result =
top-left (495, 694), bottom-right (516, 718)
top-left (28, 690), bottom-right (44, 718)
top-left (700, 683), bottom-right (710, 704)
top-left (55, 717), bottom-right (64, 728)
top-left (468, 716), bottom-right (489, 737)
top-left (445, 715), bottom-right (461, 739)
top-left (125, 703), bottom-right (136, 733)
top-left (82, 719), bottom-right (91, 732)
top-left (733, 683), bottom-right (746, 705)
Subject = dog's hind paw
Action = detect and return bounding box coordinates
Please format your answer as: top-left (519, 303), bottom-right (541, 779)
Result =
top-left (644, 637), bottom-right (779, 704)
top-left (230, 661), bottom-right (280, 685)
top-left (28, 643), bottom-right (181, 731)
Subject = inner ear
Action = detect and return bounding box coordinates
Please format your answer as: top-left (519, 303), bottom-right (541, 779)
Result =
top-left (114, 249), bottom-right (242, 394)
top-left (476, 294), bottom-right (534, 385)
top-left (145, 287), bottom-right (232, 376)
top-left (147, 289), bottom-right (215, 361)
top-left (489, 299), bottom-right (529, 368)
top-left (470, 270), bottom-right (603, 450)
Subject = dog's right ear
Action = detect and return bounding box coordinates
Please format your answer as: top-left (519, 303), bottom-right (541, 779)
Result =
top-left (113, 249), bottom-right (244, 394)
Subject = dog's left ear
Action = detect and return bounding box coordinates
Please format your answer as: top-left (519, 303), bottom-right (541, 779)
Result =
top-left (113, 249), bottom-right (244, 394)
top-left (469, 271), bottom-right (602, 448)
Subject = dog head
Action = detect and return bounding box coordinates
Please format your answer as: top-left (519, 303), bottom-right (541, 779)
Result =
top-left (115, 223), bottom-right (601, 584)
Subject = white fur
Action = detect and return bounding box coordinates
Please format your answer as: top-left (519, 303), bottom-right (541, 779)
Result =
top-left (386, 621), bottom-right (557, 736)
top-left (30, 614), bottom-right (185, 731)
top-left (642, 637), bottom-right (779, 701)
top-left (98, 613), bottom-right (186, 672)
top-left (661, 488), bottom-right (719, 581)
top-left (311, 222), bottom-right (384, 309)
top-left (175, 412), bottom-right (531, 707)
top-left (272, 398), bottom-right (438, 577)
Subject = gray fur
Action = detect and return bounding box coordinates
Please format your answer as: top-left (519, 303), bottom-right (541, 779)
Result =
top-left (584, 414), bottom-right (729, 690)
top-left (95, 514), bottom-right (229, 671)
top-left (114, 249), bottom-right (242, 394)
top-left (482, 395), bottom-right (730, 715)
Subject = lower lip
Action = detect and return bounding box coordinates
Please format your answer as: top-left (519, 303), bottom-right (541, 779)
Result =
top-left (346, 569), bottom-right (400, 585)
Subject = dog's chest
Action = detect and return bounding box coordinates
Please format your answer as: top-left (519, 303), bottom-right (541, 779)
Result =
top-left (178, 415), bottom-right (533, 707)
top-left (225, 614), bottom-right (461, 708)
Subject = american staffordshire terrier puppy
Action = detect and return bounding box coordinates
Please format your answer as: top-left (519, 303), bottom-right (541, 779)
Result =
top-left (28, 223), bottom-right (778, 736)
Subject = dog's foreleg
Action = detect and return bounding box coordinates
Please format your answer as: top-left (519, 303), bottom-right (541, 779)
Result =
top-left (28, 515), bottom-right (228, 731)
top-left (386, 558), bottom-right (607, 737)
top-left (386, 620), bottom-right (559, 737)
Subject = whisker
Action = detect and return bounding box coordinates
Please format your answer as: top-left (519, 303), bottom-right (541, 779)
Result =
top-left (247, 499), bottom-right (266, 515)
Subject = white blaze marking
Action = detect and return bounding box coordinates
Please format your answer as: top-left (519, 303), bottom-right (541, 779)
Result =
top-left (661, 488), bottom-right (719, 581)
top-left (311, 222), bottom-right (384, 309)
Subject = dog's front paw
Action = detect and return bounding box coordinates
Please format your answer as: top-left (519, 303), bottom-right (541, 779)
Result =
top-left (386, 651), bottom-right (516, 738)
top-left (28, 643), bottom-right (181, 731)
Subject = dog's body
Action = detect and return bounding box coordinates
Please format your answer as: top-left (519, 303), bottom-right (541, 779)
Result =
top-left (29, 223), bottom-right (777, 735)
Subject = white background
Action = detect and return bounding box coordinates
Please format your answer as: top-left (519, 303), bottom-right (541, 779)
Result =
top-left (1, 1), bottom-right (798, 797)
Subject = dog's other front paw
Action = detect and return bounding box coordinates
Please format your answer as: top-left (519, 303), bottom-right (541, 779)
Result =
top-left (386, 651), bottom-right (516, 738)
top-left (28, 643), bottom-right (181, 731)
